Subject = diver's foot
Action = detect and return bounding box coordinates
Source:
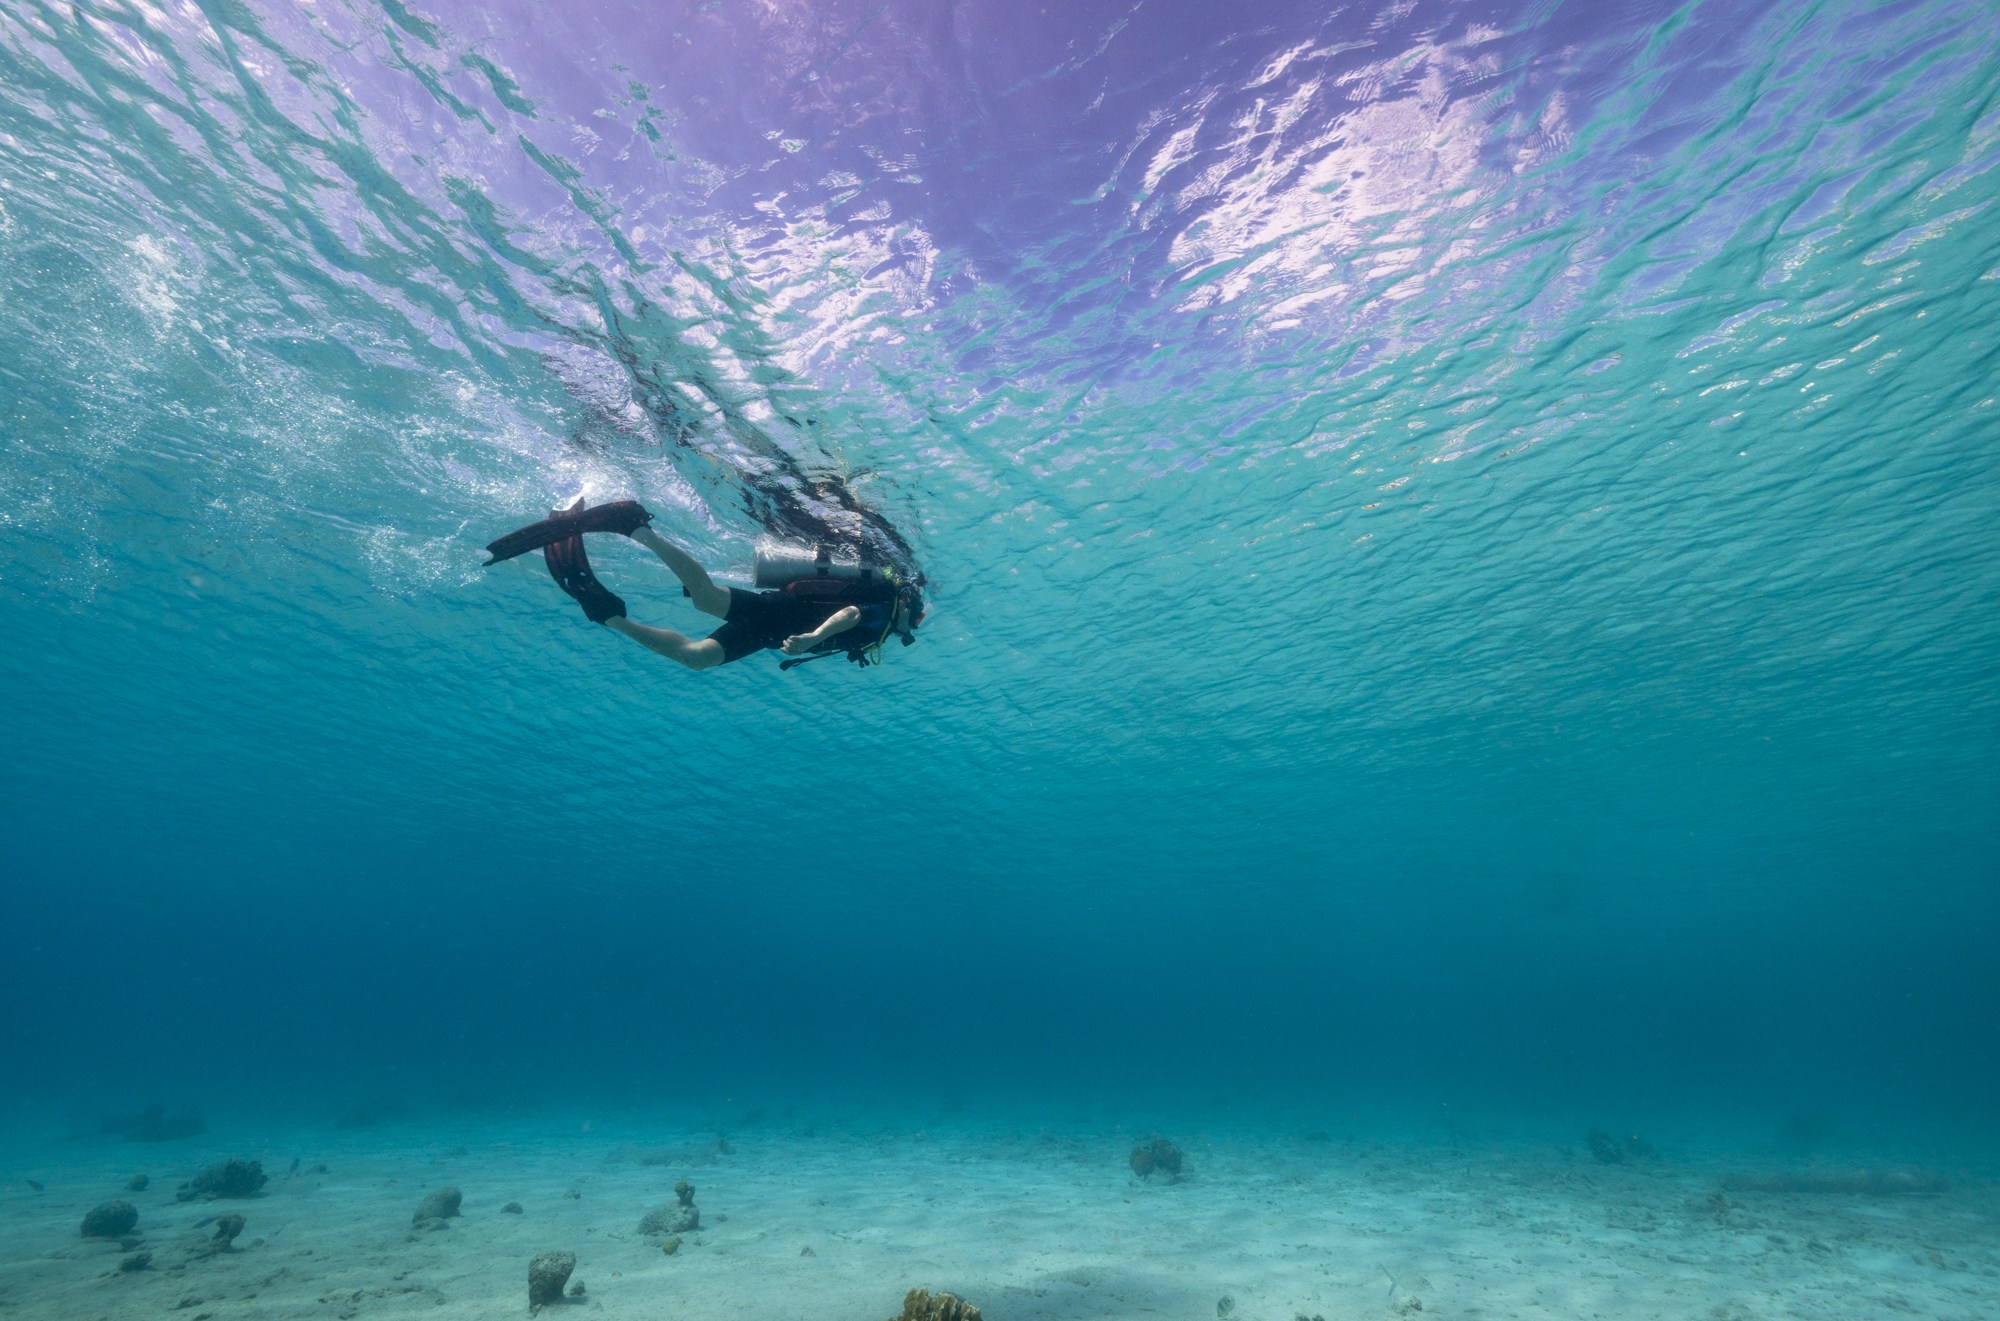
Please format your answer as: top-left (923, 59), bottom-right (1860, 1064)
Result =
top-left (600, 499), bottom-right (654, 536)
top-left (544, 534), bottom-right (627, 623)
top-left (565, 497), bottom-right (653, 538)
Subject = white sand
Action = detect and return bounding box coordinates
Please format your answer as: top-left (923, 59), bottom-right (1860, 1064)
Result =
top-left (2, 1115), bottom-right (1994, 1320)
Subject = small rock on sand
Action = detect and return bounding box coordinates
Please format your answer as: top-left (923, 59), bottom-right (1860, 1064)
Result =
top-left (528, 1251), bottom-right (575, 1309)
top-left (81, 1201), bottom-right (139, 1239)
top-left (639, 1202), bottom-right (699, 1235)
top-left (176, 1159), bottom-right (266, 1201)
top-left (413, 1186), bottom-right (462, 1225)
top-left (639, 1180), bottom-right (700, 1237)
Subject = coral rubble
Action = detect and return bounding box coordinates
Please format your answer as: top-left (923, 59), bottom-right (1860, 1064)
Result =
top-left (894, 1287), bottom-right (982, 1321)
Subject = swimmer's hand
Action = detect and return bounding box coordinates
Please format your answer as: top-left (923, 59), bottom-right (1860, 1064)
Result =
top-left (780, 634), bottom-right (816, 656)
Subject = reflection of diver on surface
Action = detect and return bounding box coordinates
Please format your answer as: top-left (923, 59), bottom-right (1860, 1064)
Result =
top-left (483, 498), bottom-right (926, 671)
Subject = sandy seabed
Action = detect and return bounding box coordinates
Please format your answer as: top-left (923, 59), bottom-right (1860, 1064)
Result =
top-left (2, 1115), bottom-right (1995, 1321)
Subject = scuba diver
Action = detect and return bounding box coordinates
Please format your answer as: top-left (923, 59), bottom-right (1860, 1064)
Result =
top-left (482, 498), bottom-right (925, 671)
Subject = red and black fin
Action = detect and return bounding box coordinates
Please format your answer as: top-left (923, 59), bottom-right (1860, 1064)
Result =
top-left (543, 533), bottom-right (626, 624)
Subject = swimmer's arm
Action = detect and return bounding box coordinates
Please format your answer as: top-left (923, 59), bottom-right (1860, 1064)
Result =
top-left (780, 605), bottom-right (862, 655)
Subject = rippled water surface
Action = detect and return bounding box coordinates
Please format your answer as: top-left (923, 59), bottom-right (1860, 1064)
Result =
top-left (1, 0), bottom-right (1996, 1111)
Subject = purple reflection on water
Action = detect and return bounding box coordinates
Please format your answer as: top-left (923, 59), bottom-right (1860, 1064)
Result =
top-left (277, 0), bottom-right (1690, 332)
top-left (203, 0), bottom-right (1961, 439)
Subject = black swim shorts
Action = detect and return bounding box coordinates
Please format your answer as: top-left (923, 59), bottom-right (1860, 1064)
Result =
top-left (705, 588), bottom-right (839, 664)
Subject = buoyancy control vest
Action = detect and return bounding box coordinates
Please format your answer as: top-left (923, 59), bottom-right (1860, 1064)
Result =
top-left (757, 541), bottom-right (907, 670)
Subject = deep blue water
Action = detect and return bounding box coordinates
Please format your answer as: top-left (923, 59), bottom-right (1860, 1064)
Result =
top-left (2, 0), bottom-right (1996, 1151)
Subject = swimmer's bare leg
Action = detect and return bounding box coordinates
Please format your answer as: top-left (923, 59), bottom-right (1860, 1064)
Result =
top-left (630, 526), bottom-right (731, 618)
top-left (605, 618), bottom-right (725, 670)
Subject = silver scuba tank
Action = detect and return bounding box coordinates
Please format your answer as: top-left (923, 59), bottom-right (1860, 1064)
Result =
top-left (752, 539), bottom-right (882, 588)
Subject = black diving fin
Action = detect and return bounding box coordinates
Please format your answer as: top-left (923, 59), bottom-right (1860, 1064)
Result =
top-left (482, 498), bottom-right (653, 566)
top-left (543, 532), bottom-right (626, 624)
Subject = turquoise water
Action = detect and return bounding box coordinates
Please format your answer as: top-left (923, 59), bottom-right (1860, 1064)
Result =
top-left (1, 0), bottom-right (1996, 1135)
